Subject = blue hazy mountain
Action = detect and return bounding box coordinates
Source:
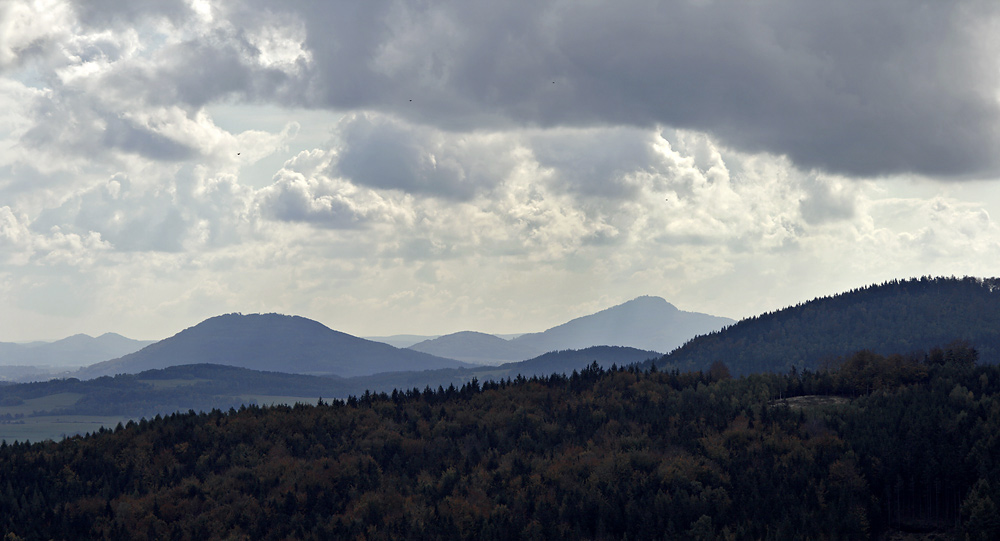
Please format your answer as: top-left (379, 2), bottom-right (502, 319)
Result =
top-left (407, 331), bottom-right (540, 364)
top-left (0, 333), bottom-right (154, 368)
top-left (76, 313), bottom-right (472, 379)
top-left (409, 296), bottom-right (733, 363)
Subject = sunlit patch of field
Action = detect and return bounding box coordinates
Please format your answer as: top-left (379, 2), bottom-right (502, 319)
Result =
top-left (238, 394), bottom-right (323, 407)
top-left (769, 395), bottom-right (852, 409)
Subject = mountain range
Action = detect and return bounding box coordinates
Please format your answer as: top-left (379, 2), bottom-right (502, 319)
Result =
top-left (408, 296), bottom-right (733, 363)
top-left (62, 296), bottom-right (727, 380)
top-left (75, 313), bottom-right (472, 379)
top-left (4, 276), bottom-right (1000, 443)
top-left (0, 346), bottom-right (662, 425)
top-left (0, 333), bottom-right (154, 368)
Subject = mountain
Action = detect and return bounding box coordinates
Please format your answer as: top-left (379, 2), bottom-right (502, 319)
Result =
top-left (652, 276), bottom-right (1000, 375)
top-left (511, 296), bottom-right (732, 354)
top-left (75, 313), bottom-right (471, 379)
top-left (408, 331), bottom-right (539, 364)
top-left (407, 296), bottom-right (732, 363)
top-left (0, 333), bottom-right (154, 368)
top-left (364, 334), bottom-right (440, 348)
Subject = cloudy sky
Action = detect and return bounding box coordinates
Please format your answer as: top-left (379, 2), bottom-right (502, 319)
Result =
top-left (2, 0), bottom-right (1000, 341)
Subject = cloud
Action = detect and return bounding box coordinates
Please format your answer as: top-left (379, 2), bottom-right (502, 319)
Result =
top-left (528, 127), bottom-right (662, 200)
top-left (284, 0), bottom-right (1000, 179)
top-left (72, 0), bottom-right (192, 29)
top-left (257, 148), bottom-right (413, 228)
top-left (0, 0), bottom-right (74, 73)
top-left (331, 113), bottom-right (519, 200)
top-left (799, 174), bottom-right (859, 225)
top-left (16, 1), bottom-right (1000, 179)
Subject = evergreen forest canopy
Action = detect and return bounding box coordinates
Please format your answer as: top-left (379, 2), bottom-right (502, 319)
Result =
top-left (654, 276), bottom-right (1000, 375)
top-left (2, 344), bottom-right (1000, 539)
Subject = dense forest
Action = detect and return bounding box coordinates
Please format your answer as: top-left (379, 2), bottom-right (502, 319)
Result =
top-left (1, 342), bottom-right (999, 539)
top-left (655, 276), bottom-right (1000, 375)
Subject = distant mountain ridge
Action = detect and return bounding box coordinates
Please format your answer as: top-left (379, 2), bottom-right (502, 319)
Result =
top-left (76, 313), bottom-right (471, 379)
top-left (0, 333), bottom-right (154, 368)
top-left (407, 331), bottom-right (540, 364)
top-left (653, 276), bottom-right (1000, 375)
top-left (0, 346), bottom-right (662, 427)
top-left (409, 296), bottom-right (733, 363)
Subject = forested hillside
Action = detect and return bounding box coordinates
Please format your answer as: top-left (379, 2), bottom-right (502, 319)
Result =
top-left (655, 276), bottom-right (1000, 375)
top-left (1, 343), bottom-right (999, 539)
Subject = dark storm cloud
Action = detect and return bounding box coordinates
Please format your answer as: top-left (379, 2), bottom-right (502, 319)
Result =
top-left (217, 0), bottom-right (1000, 179)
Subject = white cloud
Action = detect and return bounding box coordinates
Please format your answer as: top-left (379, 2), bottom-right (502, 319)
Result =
top-left (0, 0), bottom-right (74, 73)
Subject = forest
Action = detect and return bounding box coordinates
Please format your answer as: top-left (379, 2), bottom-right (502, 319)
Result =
top-left (1, 341), bottom-right (998, 539)
top-left (655, 276), bottom-right (1000, 375)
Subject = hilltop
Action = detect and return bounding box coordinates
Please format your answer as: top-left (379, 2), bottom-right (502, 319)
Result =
top-left (654, 276), bottom-right (1000, 375)
top-left (76, 313), bottom-right (471, 379)
top-left (409, 296), bottom-right (732, 363)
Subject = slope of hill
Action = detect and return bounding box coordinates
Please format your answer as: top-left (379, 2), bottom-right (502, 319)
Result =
top-left (363, 334), bottom-right (440, 348)
top-left (0, 353), bottom-right (993, 539)
top-left (408, 331), bottom-right (540, 364)
top-left (654, 276), bottom-right (1000, 375)
top-left (76, 313), bottom-right (471, 379)
top-left (510, 295), bottom-right (732, 354)
top-left (0, 333), bottom-right (154, 368)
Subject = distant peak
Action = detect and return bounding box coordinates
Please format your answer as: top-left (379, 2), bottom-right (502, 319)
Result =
top-left (444, 331), bottom-right (498, 338)
top-left (628, 295), bottom-right (668, 303)
top-left (619, 296), bottom-right (677, 310)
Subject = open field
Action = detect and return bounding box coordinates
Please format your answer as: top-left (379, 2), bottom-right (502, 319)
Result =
top-left (0, 392), bottom-right (83, 417)
top-left (0, 415), bottom-right (132, 443)
top-left (0, 392), bottom-right (329, 443)
top-left (770, 395), bottom-right (852, 409)
top-left (239, 394), bottom-right (323, 407)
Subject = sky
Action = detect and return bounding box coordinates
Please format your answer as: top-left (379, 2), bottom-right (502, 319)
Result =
top-left (2, 0), bottom-right (1000, 341)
